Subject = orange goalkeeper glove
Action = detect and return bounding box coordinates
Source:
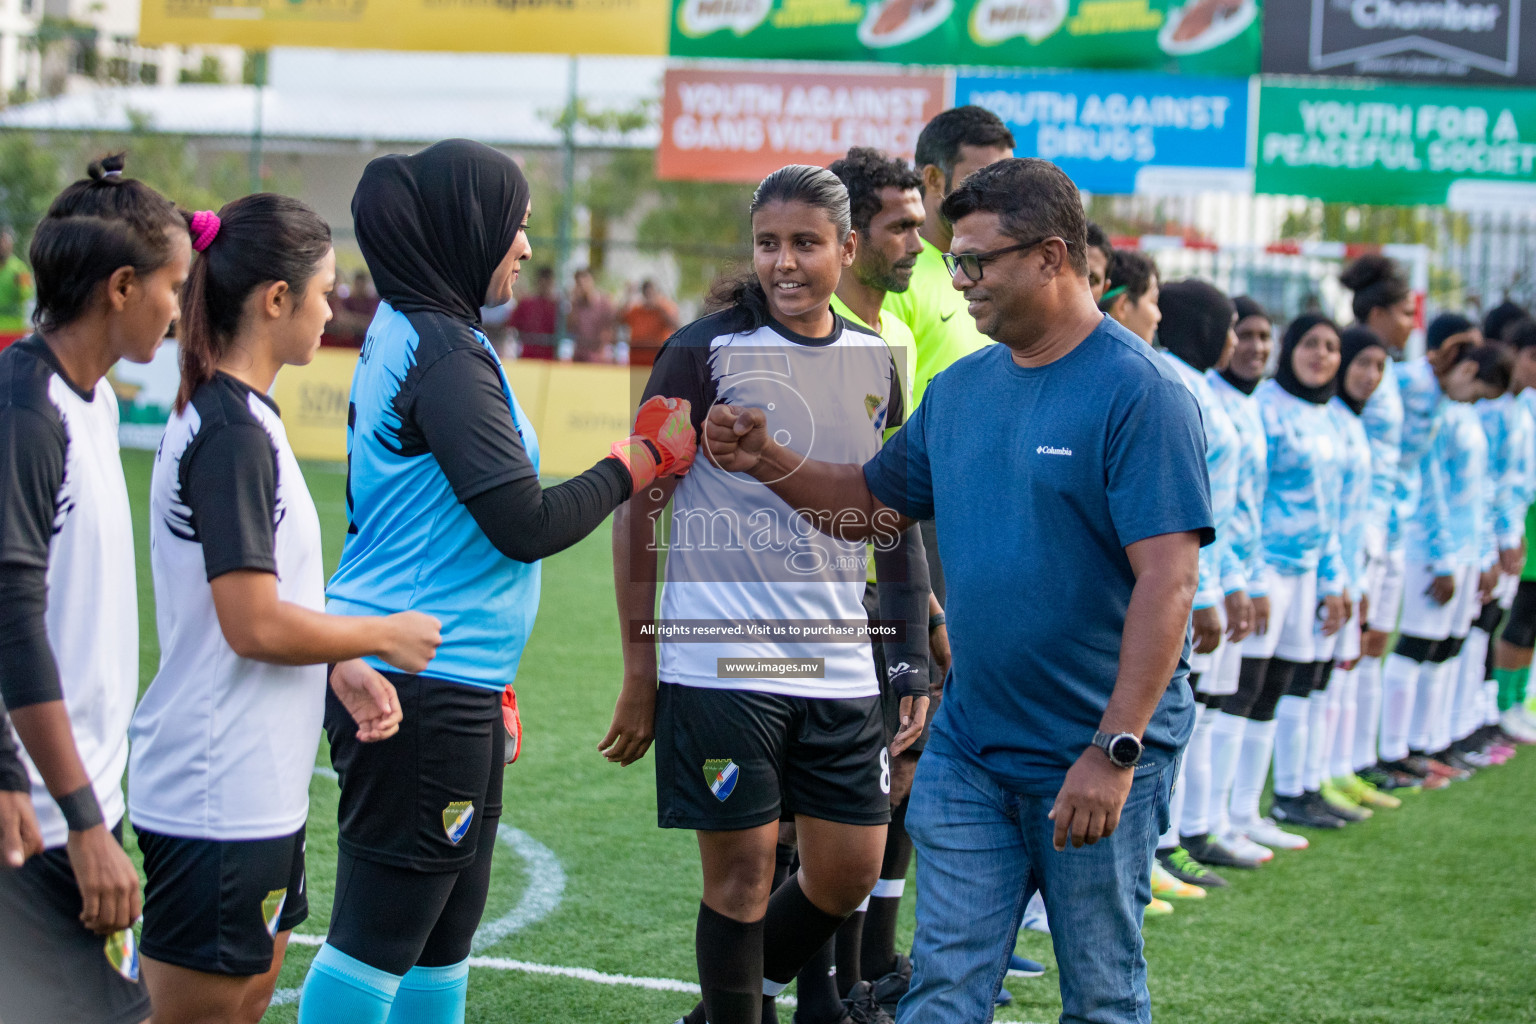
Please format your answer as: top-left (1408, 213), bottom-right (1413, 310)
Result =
top-left (610, 396), bottom-right (696, 492)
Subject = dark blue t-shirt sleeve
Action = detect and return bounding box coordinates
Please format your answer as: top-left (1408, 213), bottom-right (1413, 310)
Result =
top-left (1105, 378), bottom-right (1214, 550)
top-left (863, 392), bottom-right (934, 520)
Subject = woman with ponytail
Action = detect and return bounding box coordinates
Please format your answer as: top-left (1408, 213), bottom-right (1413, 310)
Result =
top-left (0, 154), bottom-right (188, 1024)
top-left (128, 193), bottom-right (444, 1024)
top-left (616, 165), bottom-right (931, 1024)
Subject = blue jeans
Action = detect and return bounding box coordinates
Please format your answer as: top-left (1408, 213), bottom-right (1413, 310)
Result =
top-left (897, 749), bottom-right (1175, 1024)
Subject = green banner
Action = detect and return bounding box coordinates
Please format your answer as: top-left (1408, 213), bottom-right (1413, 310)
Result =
top-left (669, 0), bottom-right (1259, 76)
top-left (1256, 80), bottom-right (1536, 206)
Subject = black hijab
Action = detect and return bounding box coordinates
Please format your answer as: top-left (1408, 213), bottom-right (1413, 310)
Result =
top-left (1158, 279), bottom-right (1235, 373)
top-left (352, 139), bottom-right (530, 325)
top-left (1483, 300), bottom-right (1528, 344)
top-left (1336, 325), bottom-right (1387, 416)
top-left (1276, 313), bottom-right (1339, 405)
top-left (1220, 295), bottom-right (1269, 395)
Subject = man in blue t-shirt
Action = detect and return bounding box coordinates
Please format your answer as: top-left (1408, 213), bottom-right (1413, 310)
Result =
top-left (701, 158), bottom-right (1211, 1024)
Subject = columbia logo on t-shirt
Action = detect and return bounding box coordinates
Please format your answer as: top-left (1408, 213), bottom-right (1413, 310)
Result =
top-left (1036, 445), bottom-right (1073, 456)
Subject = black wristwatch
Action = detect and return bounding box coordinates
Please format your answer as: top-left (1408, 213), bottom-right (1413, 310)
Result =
top-left (1091, 731), bottom-right (1143, 769)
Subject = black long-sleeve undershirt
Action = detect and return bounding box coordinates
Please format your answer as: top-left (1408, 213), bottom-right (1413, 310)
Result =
top-left (0, 565), bottom-right (61, 713)
top-left (873, 524), bottom-right (931, 698)
top-left (464, 459), bottom-right (633, 564)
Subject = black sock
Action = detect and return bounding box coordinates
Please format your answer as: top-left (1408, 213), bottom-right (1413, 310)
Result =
top-left (834, 910), bottom-right (864, 998)
top-left (861, 798), bottom-right (911, 980)
top-left (794, 937), bottom-right (841, 1024)
top-left (697, 902), bottom-right (765, 1024)
top-left (761, 844), bottom-right (794, 1024)
top-left (762, 874), bottom-right (848, 988)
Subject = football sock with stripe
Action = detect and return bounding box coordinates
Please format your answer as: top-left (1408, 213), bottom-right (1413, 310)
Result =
top-left (298, 942), bottom-right (403, 1024)
top-left (861, 797), bottom-right (911, 980)
top-left (384, 960), bottom-right (469, 1024)
top-left (697, 903), bottom-right (764, 1024)
top-left (834, 898), bottom-right (867, 998)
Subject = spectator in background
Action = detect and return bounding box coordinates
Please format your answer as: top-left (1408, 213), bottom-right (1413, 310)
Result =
top-left (342, 270), bottom-right (379, 324)
top-left (622, 279), bottom-right (679, 368)
top-left (0, 227), bottom-right (35, 329)
top-left (510, 266), bottom-right (560, 360)
top-left (1085, 222), bottom-right (1113, 303)
top-left (570, 267), bottom-right (617, 363)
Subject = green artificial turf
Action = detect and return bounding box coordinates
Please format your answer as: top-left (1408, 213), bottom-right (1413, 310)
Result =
top-left (115, 449), bottom-right (1536, 1024)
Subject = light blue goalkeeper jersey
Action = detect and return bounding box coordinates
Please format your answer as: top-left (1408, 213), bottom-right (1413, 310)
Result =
top-left (1162, 352), bottom-right (1240, 610)
top-left (327, 302), bottom-right (542, 690)
top-left (1210, 370), bottom-right (1268, 598)
top-left (1255, 379), bottom-right (1344, 594)
top-left (1360, 358), bottom-right (1403, 559)
top-left (1328, 397), bottom-right (1373, 592)
top-left (1479, 393), bottom-right (1535, 552)
top-left (1396, 357), bottom-right (1454, 575)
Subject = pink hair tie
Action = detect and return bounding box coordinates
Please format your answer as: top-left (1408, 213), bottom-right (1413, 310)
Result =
top-left (190, 210), bottom-right (220, 252)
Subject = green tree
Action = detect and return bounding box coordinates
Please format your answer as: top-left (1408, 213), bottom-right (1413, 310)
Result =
top-left (0, 133), bottom-right (63, 249)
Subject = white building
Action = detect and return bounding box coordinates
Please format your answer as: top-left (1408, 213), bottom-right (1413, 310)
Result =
top-left (0, 0), bottom-right (241, 101)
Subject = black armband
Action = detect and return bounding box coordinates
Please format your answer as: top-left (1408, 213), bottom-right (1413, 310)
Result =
top-left (928, 611), bottom-right (946, 630)
top-left (56, 784), bottom-right (103, 833)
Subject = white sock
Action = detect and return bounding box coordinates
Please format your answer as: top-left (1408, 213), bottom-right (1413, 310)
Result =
top-left (1431, 654), bottom-right (1460, 752)
top-left (1331, 667), bottom-right (1358, 780)
top-left (1272, 695), bottom-right (1309, 798)
top-left (1483, 679), bottom-right (1501, 727)
top-left (1452, 633), bottom-right (1485, 741)
top-left (1179, 704), bottom-right (1215, 838)
top-left (1303, 686), bottom-right (1331, 792)
top-left (1232, 717), bottom-right (1278, 827)
top-left (1380, 652), bottom-right (1420, 762)
top-left (1353, 656), bottom-right (1383, 773)
top-left (1207, 711), bottom-right (1248, 838)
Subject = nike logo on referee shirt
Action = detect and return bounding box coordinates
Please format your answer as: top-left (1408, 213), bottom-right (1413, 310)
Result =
top-left (939, 312), bottom-right (956, 322)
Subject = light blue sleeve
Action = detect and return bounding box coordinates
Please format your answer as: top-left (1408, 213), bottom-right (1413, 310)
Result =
top-left (1422, 432), bottom-right (1457, 576)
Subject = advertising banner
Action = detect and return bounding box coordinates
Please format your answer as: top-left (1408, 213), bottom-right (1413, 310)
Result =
top-left (1255, 79), bottom-right (1536, 205)
top-left (670, 0), bottom-right (1261, 76)
top-left (140, 0), bottom-right (669, 56)
top-left (1262, 0), bottom-right (1535, 85)
top-left (657, 66), bottom-right (948, 181)
top-left (957, 70), bottom-right (1250, 193)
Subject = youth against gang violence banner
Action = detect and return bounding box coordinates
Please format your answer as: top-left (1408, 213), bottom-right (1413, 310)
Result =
top-left (1262, 0), bottom-right (1536, 85)
top-left (956, 70), bottom-right (1250, 193)
top-left (139, 0), bottom-right (669, 56)
top-left (670, 0), bottom-right (1260, 76)
top-left (657, 66), bottom-right (947, 181)
top-left (1256, 79), bottom-right (1536, 205)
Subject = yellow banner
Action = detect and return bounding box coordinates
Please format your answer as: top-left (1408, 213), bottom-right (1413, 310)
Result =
top-left (138, 0), bottom-right (668, 56)
top-left (271, 349), bottom-right (645, 479)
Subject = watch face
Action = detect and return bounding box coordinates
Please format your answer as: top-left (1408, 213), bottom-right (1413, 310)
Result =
top-left (1109, 735), bottom-right (1141, 765)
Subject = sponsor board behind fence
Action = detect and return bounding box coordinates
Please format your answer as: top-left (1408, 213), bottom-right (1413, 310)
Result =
top-left (957, 69), bottom-right (1251, 194)
top-left (1255, 78), bottom-right (1536, 205)
top-left (139, 0), bottom-right (668, 55)
top-left (669, 0), bottom-right (1260, 76)
top-left (1262, 0), bottom-right (1535, 85)
top-left (658, 65), bottom-right (947, 181)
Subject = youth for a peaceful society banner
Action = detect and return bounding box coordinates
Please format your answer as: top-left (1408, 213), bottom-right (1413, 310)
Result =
top-left (670, 0), bottom-right (1260, 76)
top-left (657, 66), bottom-right (947, 181)
top-left (1256, 80), bottom-right (1536, 205)
top-left (957, 70), bottom-right (1250, 194)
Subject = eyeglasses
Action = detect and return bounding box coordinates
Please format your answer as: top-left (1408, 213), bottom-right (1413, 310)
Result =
top-left (942, 237), bottom-right (1070, 282)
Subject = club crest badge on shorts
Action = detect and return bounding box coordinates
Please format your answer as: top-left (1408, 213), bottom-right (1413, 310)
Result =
top-left (442, 800), bottom-right (475, 845)
top-left (703, 759), bottom-right (739, 801)
top-left (103, 928), bottom-right (139, 982)
top-left (261, 888), bottom-right (288, 939)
